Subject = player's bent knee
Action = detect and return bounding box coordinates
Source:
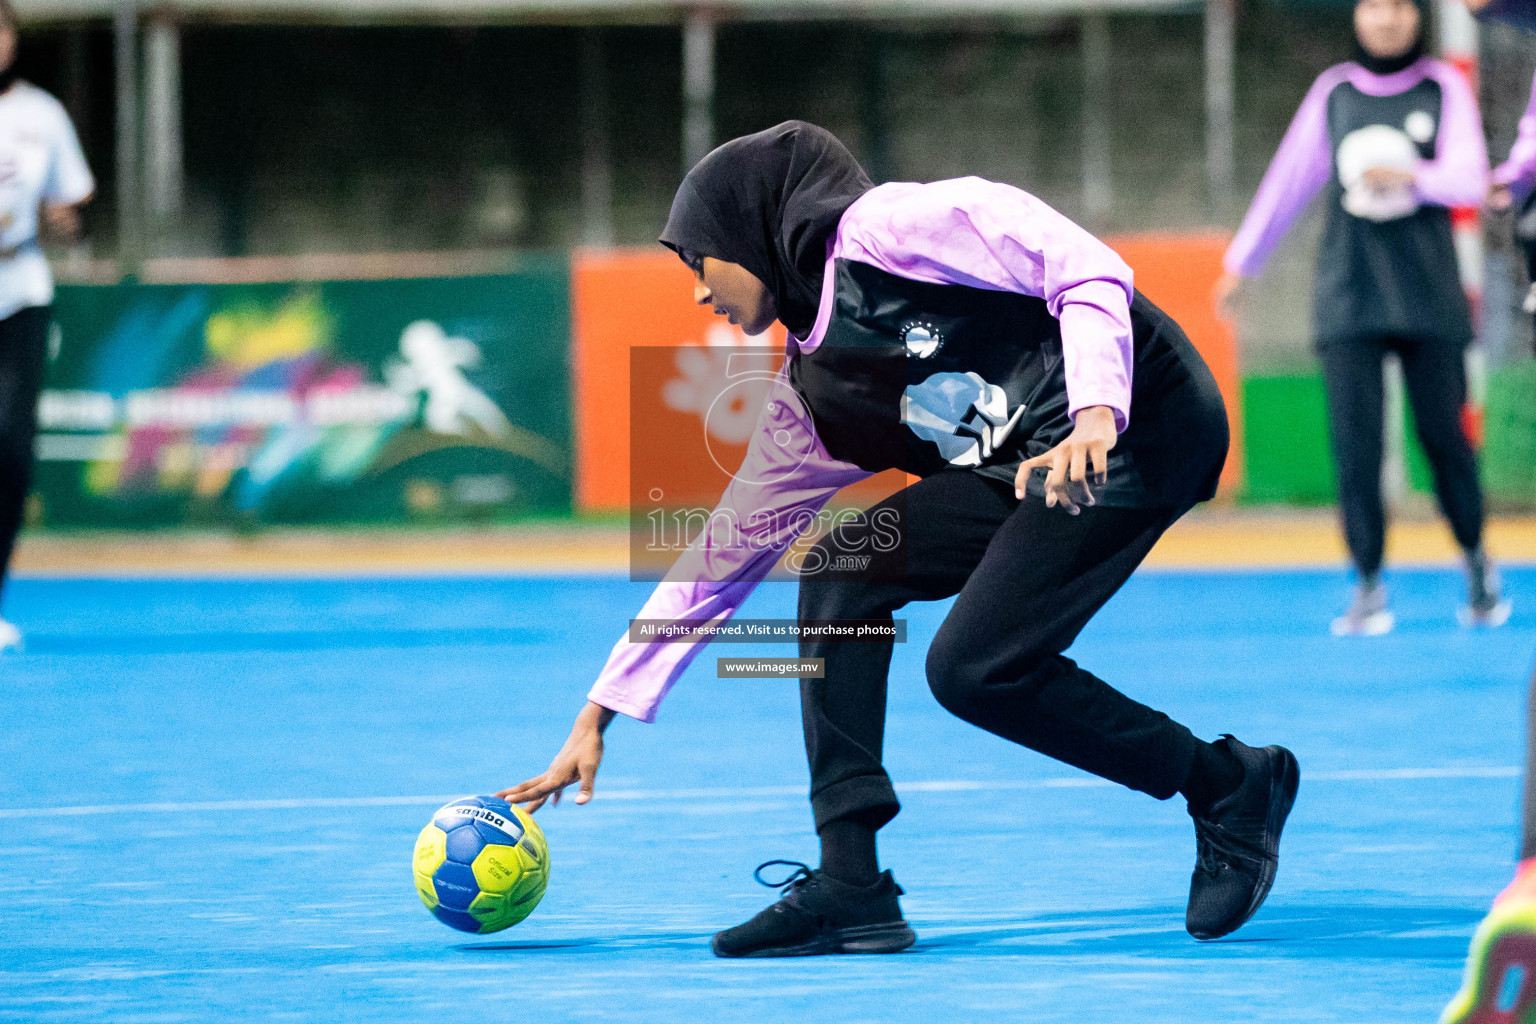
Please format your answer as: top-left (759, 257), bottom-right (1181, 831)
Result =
top-left (927, 632), bottom-right (1059, 722)
top-left (925, 640), bottom-right (987, 721)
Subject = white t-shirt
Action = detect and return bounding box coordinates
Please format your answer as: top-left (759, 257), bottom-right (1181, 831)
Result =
top-left (0, 82), bottom-right (93, 320)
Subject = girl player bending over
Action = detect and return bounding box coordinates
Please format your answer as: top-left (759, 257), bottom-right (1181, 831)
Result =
top-left (503, 122), bottom-right (1299, 957)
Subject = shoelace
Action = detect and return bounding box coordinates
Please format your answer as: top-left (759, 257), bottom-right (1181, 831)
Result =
top-left (753, 859), bottom-right (814, 895)
top-left (1193, 817), bottom-right (1266, 876)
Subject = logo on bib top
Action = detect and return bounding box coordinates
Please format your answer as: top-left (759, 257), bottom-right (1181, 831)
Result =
top-left (900, 321), bottom-right (943, 359)
top-left (1336, 124), bottom-right (1420, 222)
top-left (1403, 110), bottom-right (1436, 144)
top-left (901, 371), bottom-right (1025, 467)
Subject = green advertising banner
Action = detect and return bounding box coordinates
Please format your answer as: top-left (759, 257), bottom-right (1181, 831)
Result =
top-left (1241, 367), bottom-right (1536, 508)
top-left (32, 261), bottom-right (572, 527)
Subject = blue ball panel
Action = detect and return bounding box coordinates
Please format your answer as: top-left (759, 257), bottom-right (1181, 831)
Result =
top-left (444, 824), bottom-right (486, 864)
top-left (430, 906), bottom-right (483, 934)
top-left (431, 803), bottom-right (473, 831)
top-left (433, 862), bottom-right (479, 911)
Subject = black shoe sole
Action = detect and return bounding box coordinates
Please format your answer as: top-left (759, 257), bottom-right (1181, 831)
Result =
top-left (1191, 744), bottom-right (1300, 941)
top-left (712, 920), bottom-right (917, 958)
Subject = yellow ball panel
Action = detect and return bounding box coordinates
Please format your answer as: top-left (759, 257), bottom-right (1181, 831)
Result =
top-left (510, 806), bottom-right (549, 862)
top-left (508, 871), bottom-right (547, 908)
top-left (467, 889), bottom-right (521, 933)
top-left (471, 843), bottom-right (523, 894)
top-left (413, 824), bottom-right (447, 877)
top-left (413, 871), bottom-right (439, 911)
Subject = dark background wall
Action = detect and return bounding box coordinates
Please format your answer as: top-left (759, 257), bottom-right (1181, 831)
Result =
top-left (10, 4), bottom-right (1362, 256)
top-left (12, 4), bottom-right (1535, 368)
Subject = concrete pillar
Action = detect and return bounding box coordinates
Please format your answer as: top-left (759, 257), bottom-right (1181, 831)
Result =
top-left (143, 12), bottom-right (182, 233)
top-left (579, 27), bottom-right (614, 248)
top-left (62, 27), bottom-right (90, 143)
top-left (1080, 12), bottom-right (1112, 227)
top-left (682, 8), bottom-right (715, 174)
top-left (1204, 0), bottom-right (1236, 215)
top-left (114, 0), bottom-right (140, 272)
top-left (860, 29), bottom-right (893, 184)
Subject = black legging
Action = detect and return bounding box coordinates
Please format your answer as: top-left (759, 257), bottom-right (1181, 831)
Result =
top-left (0, 304), bottom-right (52, 604)
top-left (1319, 334), bottom-right (1484, 578)
top-left (796, 469), bottom-right (1206, 832)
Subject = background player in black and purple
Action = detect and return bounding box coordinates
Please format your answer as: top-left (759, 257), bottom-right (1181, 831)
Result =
top-left (1216, 0), bottom-right (1507, 636)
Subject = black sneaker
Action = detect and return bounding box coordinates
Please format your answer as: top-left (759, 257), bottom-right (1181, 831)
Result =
top-left (711, 860), bottom-right (917, 958)
top-left (1185, 736), bottom-right (1300, 940)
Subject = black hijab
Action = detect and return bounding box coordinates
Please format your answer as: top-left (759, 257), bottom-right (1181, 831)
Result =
top-left (1352, 0), bottom-right (1428, 76)
top-left (660, 121), bottom-right (873, 338)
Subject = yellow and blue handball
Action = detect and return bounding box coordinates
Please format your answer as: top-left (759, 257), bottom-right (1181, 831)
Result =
top-left (413, 796), bottom-right (550, 934)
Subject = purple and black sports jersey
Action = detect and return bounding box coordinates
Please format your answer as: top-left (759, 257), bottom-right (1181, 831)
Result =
top-left (791, 259), bottom-right (1219, 508)
top-left (589, 178), bottom-right (1227, 723)
top-left (1225, 58), bottom-right (1488, 347)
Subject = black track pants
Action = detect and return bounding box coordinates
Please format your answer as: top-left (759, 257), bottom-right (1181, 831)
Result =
top-left (1319, 335), bottom-right (1484, 578)
top-left (0, 305), bottom-right (51, 604)
top-left (797, 470), bottom-right (1201, 831)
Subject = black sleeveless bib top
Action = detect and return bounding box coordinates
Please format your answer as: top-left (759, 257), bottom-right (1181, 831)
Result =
top-left (787, 259), bottom-right (1230, 511)
top-left (1316, 76), bottom-right (1473, 348)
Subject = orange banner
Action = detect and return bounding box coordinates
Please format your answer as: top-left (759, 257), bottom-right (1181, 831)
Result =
top-left (1108, 232), bottom-right (1243, 494)
top-left (573, 234), bottom-right (1240, 513)
top-left (571, 250), bottom-right (786, 514)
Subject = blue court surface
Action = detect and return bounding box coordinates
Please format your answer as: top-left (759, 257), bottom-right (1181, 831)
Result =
top-left (1, 564), bottom-right (1532, 1023)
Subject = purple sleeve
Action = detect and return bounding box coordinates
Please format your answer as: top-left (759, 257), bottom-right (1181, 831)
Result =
top-left (1223, 68), bottom-right (1343, 278)
top-left (587, 369), bottom-right (870, 722)
top-left (833, 178), bottom-right (1136, 431)
top-left (1494, 71), bottom-right (1536, 202)
top-left (1414, 63), bottom-right (1490, 208)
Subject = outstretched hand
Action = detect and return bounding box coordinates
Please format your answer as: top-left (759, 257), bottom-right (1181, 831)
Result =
top-left (1014, 405), bottom-right (1118, 515)
top-left (496, 701), bottom-right (615, 812)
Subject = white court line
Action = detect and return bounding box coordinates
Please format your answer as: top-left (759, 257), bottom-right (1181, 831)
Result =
top-left (0, 766), bottom-right (1518, 820)
top-left (1309, 767), bottom-right (1521, 780)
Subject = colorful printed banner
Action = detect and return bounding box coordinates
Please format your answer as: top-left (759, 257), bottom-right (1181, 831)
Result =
top-left (33, 265), bottom-right (572, 527)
